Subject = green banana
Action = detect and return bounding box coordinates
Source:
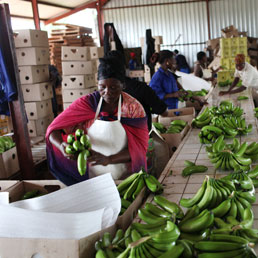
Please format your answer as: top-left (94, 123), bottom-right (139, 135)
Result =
top-left (198, 177), bottom-right (214, 210)
top-left (182, 165), bottom-right (208, 177)
top-left (195, 241), bottom-right (246, 252)
top-left (95, 249), bottom-right (108, 258)
top-left (132, 175), bottom-right (145, 199)
top-left (179, 229), bottom-right (210, 242)
top-left (184, 160), bottom-right (195, 167)
top-left (112, 229), bottom-right (124, 244)
top-left (145, 203), bottom-right (173, 219)
top-left (138, 208), bottom-right (167, 224)
top-left (117, 173), bottom-right (139, 193)
top-left (212, 198), bottom-right (232, 217)
top-left (144, 174), bottom-right (163, 193)
top-left (158, 244), bottom-right (184, 258)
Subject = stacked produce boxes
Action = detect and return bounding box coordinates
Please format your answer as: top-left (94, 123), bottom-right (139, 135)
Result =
top-left (14, 29), bottom-right (54, 138)
top-left (218, 37), bottom-right (250, 85)
top-left (61, 46), bottom-right (102, 110)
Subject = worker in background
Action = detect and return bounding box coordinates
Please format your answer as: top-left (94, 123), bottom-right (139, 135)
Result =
top-left (219, 54), bottom-right (258, 106)
top-left (194, 51), bottom-right (218, 81)
top-left (46, 51), bottom-right (149, 185)
top-left (150, 50), bottom-right (206, 110)
top-left (128, 52), bottom-right (138, 70)
top-left (174, 49), bottom-right (191, 74)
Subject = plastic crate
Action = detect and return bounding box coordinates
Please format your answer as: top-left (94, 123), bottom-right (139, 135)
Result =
top-left (220, 38), bottom-right (231, 48)
top-left (220, 58), bottom-right (230, 70)
top-left (221, 47), bottom-right (231, 58)
top-left (231, 37), bottom-right (239, 47)
top-left (217, 71), bottom-right (230, 82)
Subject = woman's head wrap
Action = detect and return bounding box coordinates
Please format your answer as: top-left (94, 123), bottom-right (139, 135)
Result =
top-left (97, 51), bottom-right (125, 83)
top-left (235, 54), bottom-right (245, 64)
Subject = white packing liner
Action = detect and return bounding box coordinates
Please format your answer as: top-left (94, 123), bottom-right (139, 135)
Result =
top-left (176, 71), bottom-right (211, 91)
top-left (0, 173), bottom-right (121, 239)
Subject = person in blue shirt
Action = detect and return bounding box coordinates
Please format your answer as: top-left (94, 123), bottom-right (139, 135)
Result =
top-left (150, 50), bottom-right (206, 109)
top-left (174, 49), bottom-right (191, 74)
top-left (149, 50), bottom-right (187, 109)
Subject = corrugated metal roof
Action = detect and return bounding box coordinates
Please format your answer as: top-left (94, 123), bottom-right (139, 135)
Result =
top-left (104, 0), bottom-right (208, 66)
top-left (103, 0), bottom-right (258, 67)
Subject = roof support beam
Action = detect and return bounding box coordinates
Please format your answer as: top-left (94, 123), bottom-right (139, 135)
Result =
top-left (10, 14), bottom-right (46, 21)
top-left (21, 0), bottom-right (73, 10)
top-left (44, 1), bottom-right (97, 25)
top-left (31, 0), bottom-right (41, 29)
top-left (97, 0), bottom-right (104, 45)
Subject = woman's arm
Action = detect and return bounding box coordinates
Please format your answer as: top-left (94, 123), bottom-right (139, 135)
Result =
top-left (219, 77), bottom-right (240, 96)
top-left (88, 148), bottom-right (131, 166)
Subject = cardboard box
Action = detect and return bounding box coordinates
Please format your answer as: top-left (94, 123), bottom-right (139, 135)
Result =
top-left (161, 124), bottom-right (190, 151)
top-left (61, 46), bottom-right (90, 61)
top-left (231, 47), bottom-right (239, 58)
top-left (0, 224), bottom-right (117, 258)
top-left (25, 99), bottom-right (52, 120)
top-left (91, 60), bottom-right (99, 73)
top-left (239, 37), bottom-right (247, 47)
top-left (63, 103), bottom-right (72, 110)
top-left (19, 65), bottom-right (49, 85)
top-left (158, 107), bottom-right (195, 126)
top-left (207, 38), bottom-right (220, 50)
top-left (221, 47), bottom-right (231, 58)
top-left (128, 70), bottom-right (144, 78)
top-left (62, 88), bottom-right (97, 102)
top-left (154, 36), bottom-right (163, 44)
top-left (116, 187), bottom-right (146, 231)
top-left (0, 181), bottom-right (19, 192)
top-left (217, 71), bottom-right (230, 82)
top-left (220, 58), bottom-right (230, 70)
top-left (155, 44), bottom-right (161, 52)
top-left (238, 46), bottom-right (248, 56)
top-left (220, 38), bottom-right (231, 48)
top-left (21, 82), bottom-right (53, 102)
top-left (62, 75), bottom-right (95, 89)
top-left (90, 47), bottom-right (104, 60)
top-left (221, 25), bottom-right (239, 38)
top-left (0, 147), bottom-right (19, 179)
top-left (144, 72), bottom-right (151, 83)
top-left (14, 29), bottom-right (48, 48)
top-left (27, 114), bottom-right (54, 137)
top-left (62, 61), bottom-right (93, 75)
top-left (7, 180), bottom-right (66, 203)
top-left (16, 47), bottom-right (50, 66)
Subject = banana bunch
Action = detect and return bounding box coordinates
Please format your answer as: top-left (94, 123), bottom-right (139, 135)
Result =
top-left (247, 165), bottom-right (258, 188)
top-left (165, 120), bottom-right (187, 134)
top-left (244, 142), bottom-right (258, 162)
top-left (138, 196), bottom-right (184, 224)
top-left (254, 107), bottom-right (258, 118)
top-left (117, 170), bottom-right (163, 215)
top-left (210, 102), bottom-right (243, 117)
top-left (222, 116), bottom-right (252, 135)
top-left (179, 89), bottom-right (208, 102)
top-left (182, 160), bottom-right (208, 177)
top-left (207, 136), bottom-right (252, 171)
top-left (195, 234), bottom-right (256, 258)
top-left (218, 79), bottom-right (232, 87)
top-left (0, 136), bottom-right (15, 153)
top-left (234, 228), bottom-right (258, 243)
top-left (153, 122), bottom-right (167, 134)
top-left (199, 125), bottom-right (224, 144)
top-left (192, 107), bottom-right (212, 128)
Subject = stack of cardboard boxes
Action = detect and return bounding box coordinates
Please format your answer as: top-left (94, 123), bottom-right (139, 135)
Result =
top-left (61, 46), bottom-right (103, 110)
top-left (218, 37), bottom-right (250, 84)
top-left (14, 29), bottom-right (54, 138)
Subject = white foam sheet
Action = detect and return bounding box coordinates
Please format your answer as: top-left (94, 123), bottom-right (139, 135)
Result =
top-left (0, 173), bottom-right (121, 239)
top-left (176, 71), bottom-right (211, 91)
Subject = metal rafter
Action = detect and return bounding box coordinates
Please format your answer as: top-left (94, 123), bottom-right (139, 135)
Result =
top-left (21, 0), bottom-right (73, 10)
top-left (31, 0), bottom-right (41, 29)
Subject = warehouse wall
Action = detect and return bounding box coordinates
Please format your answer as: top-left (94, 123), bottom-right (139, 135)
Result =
top-left (103, 0), bottom-right (258, 67)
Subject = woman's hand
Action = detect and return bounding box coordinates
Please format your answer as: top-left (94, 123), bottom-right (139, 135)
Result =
top-left (60, 142), bottom-right (76, 160)
top-left (88, 150), bottom-right (110, 166)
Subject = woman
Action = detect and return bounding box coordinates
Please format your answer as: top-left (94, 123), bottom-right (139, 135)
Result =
top-left (219, 54), bottom-right (258, 106)
top-left (174, 49), bottom-right (191, 74)
top-left (194, 51), bottom-right (215, 81)
top-left (149, 50), bottom-right (205, 109)
top-left (46, 52), bottom-right (149, 185)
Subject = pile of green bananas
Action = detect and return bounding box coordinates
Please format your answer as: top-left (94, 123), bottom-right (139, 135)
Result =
top-left (244, 142), bottom-right (258, 162)
top-left (192, 107), bottom-right (212, 128)
top-left (209, 101), bottom-right (243, 117)
top-left (195, 234), bottom-right (256, 257)
top-left (0, 136), bottom-right (15, 153)
top-left (218, 80), bottom-right (232, 87)
top-left (178, 89), bottom-right (208, 102)
top-left (254, 108), bottom-right (258, 118)
top-left (198, 125), bottom-right (225, 144)
top-left (165, 120), bottom-right (187, 134)
top-left (206, 136), bottom-right (252, 171)
top-left (153, 122), bottom-right (166, 134)
top-left (182, 160), bottom-right (208, 177)
top-left (238, 96), bottom-right (249, 100)
top-left (117, 170), bottom-right (163, 215)
top-left (65, 129), bottom-right (91, 176)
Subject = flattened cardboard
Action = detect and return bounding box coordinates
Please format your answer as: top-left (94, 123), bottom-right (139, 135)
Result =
top-left (62, 75), bottom-right (95, 89)
top-left (61, 46), bottom-right (90, 61)
top-left (19, 65), bottom-right (49, 85)
top-left (14, 29), bottom-right (48, 48)
top-left (21, 82), bottom-right (53, 102)
top-left (0, 147), bottom-right (19, 179)
top-left (16, 47), bottom-right (50, 66)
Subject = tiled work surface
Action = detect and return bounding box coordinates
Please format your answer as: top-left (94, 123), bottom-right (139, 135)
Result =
top-left (140, 86), bottom-right (258, 252)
